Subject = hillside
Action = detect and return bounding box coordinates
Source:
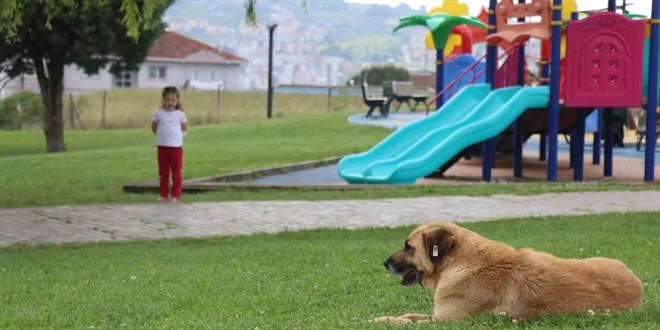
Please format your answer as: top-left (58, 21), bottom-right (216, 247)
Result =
top-left (163, 0), bottom-right (434, 89)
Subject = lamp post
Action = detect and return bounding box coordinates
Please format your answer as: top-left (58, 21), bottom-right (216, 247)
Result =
top-left (266, 23), bottom-right (277, 119)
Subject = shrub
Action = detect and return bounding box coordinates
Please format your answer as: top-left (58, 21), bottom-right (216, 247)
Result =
top-left (0, 91), bottom-right (43, 130)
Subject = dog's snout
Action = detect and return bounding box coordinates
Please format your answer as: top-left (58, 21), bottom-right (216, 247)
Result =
top-left (383, 257), bottom-right (391, 269)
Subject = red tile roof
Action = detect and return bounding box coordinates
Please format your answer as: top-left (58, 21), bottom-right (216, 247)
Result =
top-left (147, 31), bottom-right (246, 63)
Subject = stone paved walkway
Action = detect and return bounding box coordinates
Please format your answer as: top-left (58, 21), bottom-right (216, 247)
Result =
top-left (1, 191), bottom-right (658, 247)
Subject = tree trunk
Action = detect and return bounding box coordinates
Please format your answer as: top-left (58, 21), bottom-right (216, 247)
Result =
top-left (35, 56), bottom-right (66, 152)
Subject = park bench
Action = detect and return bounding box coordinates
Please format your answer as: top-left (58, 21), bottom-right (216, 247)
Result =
top-left (391, 81), bottom-right (430, 112)
top-left (411, 90), bottom-right (430, 112)
top-left (361, 83), bottom-right (390, 118)
top-left (391, 81), bottom-right (413, 111)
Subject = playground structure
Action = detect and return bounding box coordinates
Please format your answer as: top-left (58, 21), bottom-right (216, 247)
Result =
top-left (339, 0), bottom-right (659, 184)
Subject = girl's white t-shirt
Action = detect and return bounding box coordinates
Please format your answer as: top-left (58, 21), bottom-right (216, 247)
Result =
top-left (152, 109), bottom-right (187, 147)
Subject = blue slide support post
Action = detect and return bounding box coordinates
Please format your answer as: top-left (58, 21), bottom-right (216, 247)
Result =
top-left (547, 0), bottom-right (562, 181)
top-left (603, 0), bottom-right (618, 178)
top-left (483, 0), bottom-right (498, 182)
top-left (513, 0), bottom-right (526, 178)
top-left (646, 0), bottom-right (659, 182)
top-left (539, 45), bottom-right (549, 161)
top-left (603, 109), bottom-right (613, 177)
top-left (593, 109), bottom-right (601, 165)
top-left (570, 11), bottom-right (585, 181)
top-left (436, 49), bottom-right (445, 110)
top-left (574, 112), bottom-right (586, 181)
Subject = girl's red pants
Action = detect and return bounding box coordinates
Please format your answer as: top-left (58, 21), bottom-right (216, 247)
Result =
top-left (157, 146), bottom-right (183, 199)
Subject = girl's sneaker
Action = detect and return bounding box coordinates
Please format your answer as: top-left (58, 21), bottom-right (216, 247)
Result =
top-left (170, 197), bottom-right (179, 203)
top-left (158, 197), bottom-right (169, 202)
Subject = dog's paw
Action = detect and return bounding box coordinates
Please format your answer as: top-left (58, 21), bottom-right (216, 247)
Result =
top-left (399, 313), bottom-right (433, 321)
top-left (371, 316), bottom-right (412, 324)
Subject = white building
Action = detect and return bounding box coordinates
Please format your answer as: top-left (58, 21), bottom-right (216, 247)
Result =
top-left (1, 31), bottom-right (247, 98)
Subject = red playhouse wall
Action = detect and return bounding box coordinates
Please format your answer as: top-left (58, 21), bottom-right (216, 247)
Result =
top-left (565, 12), bottom-right (645, 108)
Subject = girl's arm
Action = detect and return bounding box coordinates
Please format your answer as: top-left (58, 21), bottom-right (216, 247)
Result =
top-left (151, 121), bottom-right (158, 134)
top-left (181, 122), bottom-right (188, 133)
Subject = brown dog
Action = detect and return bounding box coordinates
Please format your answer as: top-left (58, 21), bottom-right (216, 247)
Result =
top-left (375, 220), bottom-right (643, 324)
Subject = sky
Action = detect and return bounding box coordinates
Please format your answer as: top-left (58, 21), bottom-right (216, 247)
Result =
top-left (345, 0), bottom-right (653, 16)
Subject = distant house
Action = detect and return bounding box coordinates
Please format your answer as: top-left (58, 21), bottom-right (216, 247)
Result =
top-left (1, 31), bottom-right (247, 98)
top-left (64, 31), bottom-right (247, 92)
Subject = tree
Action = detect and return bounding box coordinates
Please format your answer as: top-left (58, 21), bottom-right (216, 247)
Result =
top-left (1, 0), bottom-right (174, 152)
top-left (349, 65), bottom-right (409, 96)
top-left (1, 0), bottom-right (303, 152)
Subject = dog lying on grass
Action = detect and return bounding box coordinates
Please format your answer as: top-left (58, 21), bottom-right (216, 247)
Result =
top-left (375, 220), bottom-right (643, 324)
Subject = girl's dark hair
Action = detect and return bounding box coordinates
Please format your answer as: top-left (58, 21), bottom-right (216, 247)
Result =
top-left (162, 86), bottom-right (183, 110)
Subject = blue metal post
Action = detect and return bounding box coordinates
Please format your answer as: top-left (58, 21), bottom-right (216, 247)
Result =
top-left (482, 0), bottom-right (498, 182)
top-left (574, 112), bottom-right (586, 181)
top-left (645, 0), bottom-right (659, 182)
top-left (514, 0), bottom-right (526, 178)
top-left (435, 49), bottom-right (445, 109)
top-left (569, 11), bottom-right (585, 181)
top-left (593, 109), bottom-right (601, 164)
top-left (539, 43), bottom-right (550, 161)
top-left (547, 0), bottom-right (562, 181)
top-left (603, 109), bottom-right (613, 176)
top-left (608, 0), bottom-right (617, 12)
top-left (603, 0), bottom-right (617, 177)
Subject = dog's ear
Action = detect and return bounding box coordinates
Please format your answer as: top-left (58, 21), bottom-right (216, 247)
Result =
top-left (424, 228), bottom-right (455, 263)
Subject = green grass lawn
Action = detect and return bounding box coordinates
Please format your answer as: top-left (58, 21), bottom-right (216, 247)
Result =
top-left (1, 213), bottom-right (658, 329)
top-left (1, 111), bottom-right (658, 208)
top-left (0, 111), bottom-right (385, 207)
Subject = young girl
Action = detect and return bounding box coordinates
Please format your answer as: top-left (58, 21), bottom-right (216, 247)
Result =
top-left (151, 86), bottom-right (188, 202)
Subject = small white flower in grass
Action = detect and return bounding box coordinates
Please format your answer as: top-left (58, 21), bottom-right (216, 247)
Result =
top-left (259, 311), bottom-right (265, 314)
top-left (499, 311), bottom-right (507, 316)
top-left (130, 276), bottom-right (137, 280)
top-left (588, 309), bottom-right (595, 316)
top-left (512, 319), bottom-right (518, 324)
top-left (579, 248), bottom-right (584, 252)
